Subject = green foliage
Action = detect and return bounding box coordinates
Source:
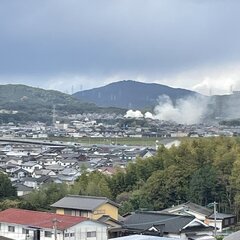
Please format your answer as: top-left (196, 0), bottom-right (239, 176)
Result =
top-left (0, 173), bottom-right (17, 199)
top-left (108, 137), bottom-right (240, 215)
top-left (189, 165), bottom-right (218, 205)
top-left (22, 183), bottom-right (69, 210)
top-left (0, 84), bottom-right (125, 123)
top-left (71, 171), bottom-right (112, 199)
top-left (0, 199), bottom-right (21, 210)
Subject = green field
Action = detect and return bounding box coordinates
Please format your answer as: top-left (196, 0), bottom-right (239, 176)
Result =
top-left (47, 136), bottom-right (178, 146)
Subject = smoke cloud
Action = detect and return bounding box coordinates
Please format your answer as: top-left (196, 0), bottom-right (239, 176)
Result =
top-left (124, 110), bottom-right (143, 118)
top-left (124, 95), bottom-right (208, 124)
top-left (153, 95), bottom-right (208, 124)
top-left (144, 112), bottom-right (154, 119)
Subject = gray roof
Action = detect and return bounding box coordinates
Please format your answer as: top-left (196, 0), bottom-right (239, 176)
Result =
top-left (123, 211), bottom-right (209, 234)
top-left (98, 215), bottom-right (123, 225)
top-left (51, 195), bottom-right (119, 211)
top-left (162, 202), bottom-right (213, 217)
top-left (14, 183), bottom-right (33, 191)
top-left (208, 212), bottom-right (236, 220)
top-left (224, 231), bottom-right (240, 240)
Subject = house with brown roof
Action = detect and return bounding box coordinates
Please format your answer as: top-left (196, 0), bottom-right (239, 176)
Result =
top-left (0, 208), bottom-right (107, 240)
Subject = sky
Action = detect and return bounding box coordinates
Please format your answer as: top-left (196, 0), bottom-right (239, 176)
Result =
top-left (0, 0), bottom-right (240, 95)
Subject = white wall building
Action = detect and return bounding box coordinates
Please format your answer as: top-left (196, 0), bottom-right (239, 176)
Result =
top-left (0, 208), bottom-right (108, 240)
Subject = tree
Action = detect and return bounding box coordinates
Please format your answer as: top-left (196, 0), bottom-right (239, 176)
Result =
top-left (22, 183), bottom-right (69, 210)
top-left (0, 173), bottom-right (16, 199)
top-left (189, 165), bottom-right (218, 206)
top-left (71, 171), bottom-right (112, 199)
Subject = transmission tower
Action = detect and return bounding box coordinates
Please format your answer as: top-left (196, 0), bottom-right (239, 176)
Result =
top-left (52, 105), bottom-right (56, 126)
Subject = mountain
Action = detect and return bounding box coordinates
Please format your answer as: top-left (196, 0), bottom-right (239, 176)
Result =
top-left (0, 84), bottom-right (124, 123)
top-left (73, 80), bottom-right (201, 109)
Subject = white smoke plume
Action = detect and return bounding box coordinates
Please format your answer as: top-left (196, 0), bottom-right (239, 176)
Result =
top-left (124, 95), bottom-right (208, 124)
top-left (124, 110), bottom-right (143, 118)
top-left (153, 95), bottom-right (208, 124)
top-left (144, 111), bottom-right (154, 119)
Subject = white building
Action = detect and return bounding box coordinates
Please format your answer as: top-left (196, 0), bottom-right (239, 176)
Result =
top-left (0, 208), bottom-right (108, 240)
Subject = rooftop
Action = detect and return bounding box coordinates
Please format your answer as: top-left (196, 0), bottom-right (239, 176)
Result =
top-left (0, 208), bottom-right (86, 230)
top-left (51, 195), bottom-right (119, 211)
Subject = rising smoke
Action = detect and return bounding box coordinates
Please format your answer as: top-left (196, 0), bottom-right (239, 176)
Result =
top-left (124, 110), bottom-right (143, 118)
top-left (124, 95), bottom-right (208, 124)
top-left (154, 95), bottom-right (208, 124)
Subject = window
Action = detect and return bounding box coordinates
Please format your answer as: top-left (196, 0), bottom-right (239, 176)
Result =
top-left (8, 226), bottom-right (15, 232)
top-left (64, 209), bottom-right (72, 215)
top-left (87, 231), bottom-right (96, 238)
top-left (65, 232), bottom-right (75, 237)
top-left (44, 231), bottom-right (52, 237)
top-left (22, 228), bottom-right (29, 234)
top-left (230, 217), bottom-right (235, 224)
top-left (224, 219), bottom-right (229, 225)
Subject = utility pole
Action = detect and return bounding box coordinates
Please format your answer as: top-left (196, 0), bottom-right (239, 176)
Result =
top-left (207, 201), bottom-right (218, 238)
top-left (214, 201), bottom-right (217, 237)
top-left (52, 218), bottom-right (60, 240)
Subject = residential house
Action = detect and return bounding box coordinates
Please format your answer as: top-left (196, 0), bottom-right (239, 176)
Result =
top-left (32, 169), bottom-right (56, 178)
top-left (161, 202), bottom-right (236, 232)
top-left (44, 164), bottom-right (65, 174)
top-left (14, 183), bottom-right (33, 196)
top-left (11, 168), bottom-right (31, 179)
top-left (138, 148), bottom-right (155, 159)
top-left (22, 176), bottom-right (53, 189)
top-left (51, 195), bottom-right (119, 221)
top-left (0, 208), bottom-right (108, 240)
top-left (55, 168), bottom-right (81, 184)
top-left (98, 215), bottom-right (123, 238)
top-left (122, 211), bottom-right (214, 240)
top-left (21, 162), bottom-right (42, 173)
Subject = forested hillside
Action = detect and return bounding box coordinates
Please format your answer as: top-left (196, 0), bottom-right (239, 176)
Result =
top-left (0, 84), bottom-right (124, 123)
top-left (1, 137), bottom-right (240, 219)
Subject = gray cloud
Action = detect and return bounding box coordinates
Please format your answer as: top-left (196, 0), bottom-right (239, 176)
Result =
top-left (0, 0), bottom-right (240, 93)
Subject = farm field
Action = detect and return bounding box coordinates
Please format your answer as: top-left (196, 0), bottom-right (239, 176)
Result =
top-left (46, 136), bottom-right (179, 147)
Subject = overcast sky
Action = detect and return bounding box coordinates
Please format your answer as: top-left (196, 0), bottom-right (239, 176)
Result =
top-left (0, 0), bottom-right (240, 95)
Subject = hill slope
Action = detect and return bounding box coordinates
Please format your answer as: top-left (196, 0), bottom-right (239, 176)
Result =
top-left (73, 80), bottom-right (200, 109)
top-left (0, 84), bottom-right (124, 123)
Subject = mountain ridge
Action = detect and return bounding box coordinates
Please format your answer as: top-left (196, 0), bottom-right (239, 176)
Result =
top-left (0, 84), bottom-right (124, 123)
top-left (73, 80), bottom-right (201, 109)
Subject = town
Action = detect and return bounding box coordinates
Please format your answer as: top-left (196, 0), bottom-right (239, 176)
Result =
top-left (0, 114), bottom-right (238, 240)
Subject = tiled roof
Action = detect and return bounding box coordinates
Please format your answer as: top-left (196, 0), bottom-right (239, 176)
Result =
top-left (0, 208), bottom-right (86, 230)
top-left (161, 202), bottom-right (213, 216)
top-left (123, 211), bottom-right (195, 233)
top-left (51, 195), bottom-right (119, 211)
